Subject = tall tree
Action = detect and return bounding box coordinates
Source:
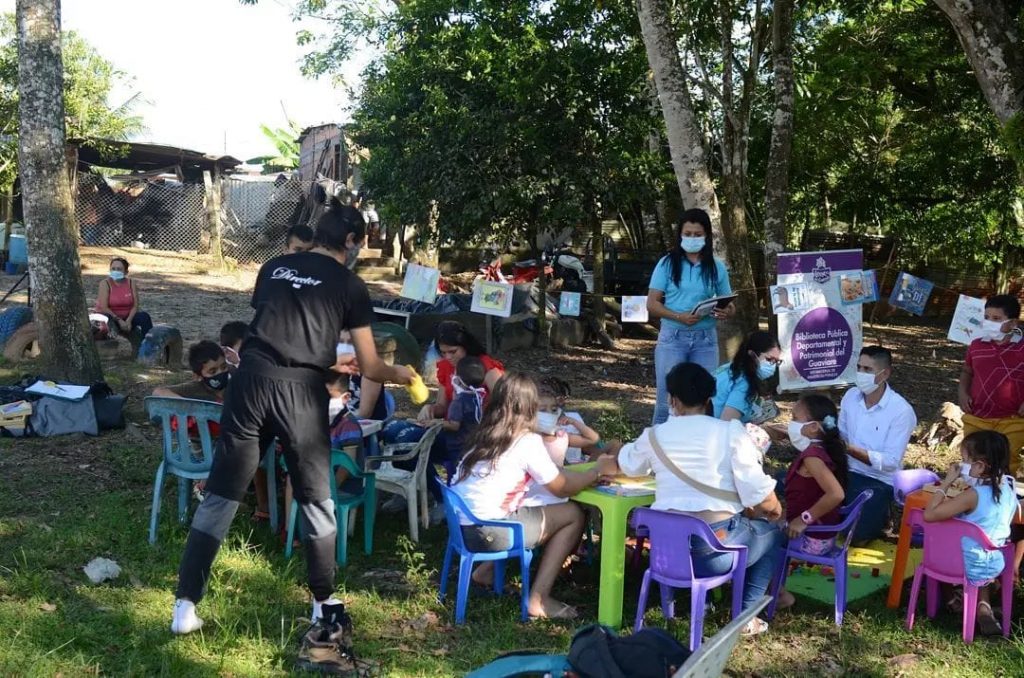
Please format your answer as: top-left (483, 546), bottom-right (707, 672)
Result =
top-left (16, 0), bottom-right (101, 382)
top-left (762, 0), bottom-right (795, 329)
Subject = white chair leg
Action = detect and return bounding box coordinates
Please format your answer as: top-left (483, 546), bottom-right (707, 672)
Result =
top-left (406, 488), bottom-right (420, 543)
top-left (419, 482), bottom-right (429, 530)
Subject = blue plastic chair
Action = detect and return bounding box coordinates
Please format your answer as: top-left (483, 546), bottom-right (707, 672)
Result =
top-left (765, 489), bottom-right (873, 626)
top-left (285, 450), bottom-right (376, 566)
top-left (632, 508), bottom-right (748, 652)
top-left (145, 397), bottom-right (221, 545)
top-left (436, 479), bottom-right (533, 624)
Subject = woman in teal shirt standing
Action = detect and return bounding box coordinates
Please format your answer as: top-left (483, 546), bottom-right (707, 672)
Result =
top-left (712, 330), bottom-right (782, 423)
top-left (647, 208), bottom-right (734, 425)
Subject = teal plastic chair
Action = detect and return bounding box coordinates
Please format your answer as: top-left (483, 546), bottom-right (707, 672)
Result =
top-left (285, 450), bottom-right (376, 566)
top-left (145, 397), bottom-right (221, 545)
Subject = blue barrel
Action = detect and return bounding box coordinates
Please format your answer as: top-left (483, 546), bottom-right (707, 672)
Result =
top-left (8, 234), bottom-right (27, 265)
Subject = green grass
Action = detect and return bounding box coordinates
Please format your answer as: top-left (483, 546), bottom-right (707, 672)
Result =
top-left (1, 383), bottom-right (1023, 675)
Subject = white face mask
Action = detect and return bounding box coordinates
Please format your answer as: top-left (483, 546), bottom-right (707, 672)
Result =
top-left (336, 342), bottom-right (355, 357)
top-left (981, 319), bottom-right (1007, 341)
top-left (328, 396), bottom-right (348, 420)
top-left (959, 462), bottom-right (978, 486)
top-left (788, 421), bottom-right (811, 452)
top-left (855, 371), bottom-right (880, 395)
top-left (536, 410), bottom-right (561, 434)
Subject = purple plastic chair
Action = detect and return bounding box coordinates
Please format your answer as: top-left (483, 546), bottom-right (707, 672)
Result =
top-left (765, 489), bottom-right (873, 626)
top-left (905, 508), bottom-right (1014, 643)
top-left (631, 508), bottom-right (748, 652)
top-left (894, 469), bottom-right (940, 547)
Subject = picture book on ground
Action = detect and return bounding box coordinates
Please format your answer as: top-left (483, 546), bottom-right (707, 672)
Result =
top-left (621, 296), bottom-right (649, 323)
top-left (559, 291), bottom-right (581, 317)
top-left (888, 272), bottom-right (934, 316)
top-left (400, 262), bottom-right (440, 304)
top-left (471, 280), bottom-right (514, 317)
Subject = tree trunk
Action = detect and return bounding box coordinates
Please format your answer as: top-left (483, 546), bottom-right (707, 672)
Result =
top-left (636, 0), bottom-right (724, 256)
top-left (588, 203), bottom-right (614, 349)
top-left (15, 0), bottom-right (102, 383)
top-left (932, 0), bottom-right (1024, 128)
top-left (645, 74), bottom-right (676, 249)
top-left (203, 168), bottom-right (225, 269)
top-left (763, 0), bottom-right (795, 337)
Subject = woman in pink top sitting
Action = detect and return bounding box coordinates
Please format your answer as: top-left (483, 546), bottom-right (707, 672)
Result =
top-left (95, 257), bottom-right (152, 340)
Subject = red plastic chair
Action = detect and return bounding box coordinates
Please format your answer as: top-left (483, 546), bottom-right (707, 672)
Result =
top-left (904, 508), bottom-right (1014, 643)
top-left (631, 508), bottom-right (748, 652)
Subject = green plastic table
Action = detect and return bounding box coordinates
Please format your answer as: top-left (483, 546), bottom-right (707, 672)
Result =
top-left (572, 479), bottom-right (655, 628)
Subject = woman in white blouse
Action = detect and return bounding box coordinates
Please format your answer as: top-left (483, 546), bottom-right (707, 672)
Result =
top-left (604, 362), bottom-right (791, 635)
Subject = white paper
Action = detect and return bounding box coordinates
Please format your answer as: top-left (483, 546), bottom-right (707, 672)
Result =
top-left (558, 291), bottom-right (581, 317)
top-left (621, 296), bottom-right (649, 323)
top-left (26, 381), bottom-right (90, 401)
top-left (947, 295), bottom-right (986, 345)
top-left (400, 263), bottom-right (440, 304)
top-left (471, 280), bottom-right (514, 318)
top-left (770, 284), bottom-right (813, 315)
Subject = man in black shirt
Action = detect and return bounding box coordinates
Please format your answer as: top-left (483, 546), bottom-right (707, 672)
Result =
top-left (171, 205), bottom-right (411, 673)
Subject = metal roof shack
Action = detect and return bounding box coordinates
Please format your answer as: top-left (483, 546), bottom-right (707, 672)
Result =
top-left (68, 138), bottom-right (241, 181)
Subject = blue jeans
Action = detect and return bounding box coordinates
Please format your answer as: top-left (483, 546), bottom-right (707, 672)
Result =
top-left (653, 326), bottom-right (719, 425)
top-left (847, 472), bottom-right (892, 543)
top-left (692, 515), bottom-right (784, 610)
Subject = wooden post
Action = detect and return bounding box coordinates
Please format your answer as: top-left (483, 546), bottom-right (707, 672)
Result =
top-left (203, 167), bottom-right (224, 268)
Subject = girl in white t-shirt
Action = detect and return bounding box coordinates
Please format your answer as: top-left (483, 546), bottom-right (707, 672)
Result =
top-left (452, 372), bottom-right (617, 620)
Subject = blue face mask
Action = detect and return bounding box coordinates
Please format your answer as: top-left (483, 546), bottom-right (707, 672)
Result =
top-left (756, 359), bottom-right (777, 380)
top-left (680, 236), bottom-right (705, 254)
top-left (109, 270), bottom-right (126, 281)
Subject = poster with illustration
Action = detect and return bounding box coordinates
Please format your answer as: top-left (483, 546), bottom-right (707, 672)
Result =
top-left (947, 295), bottom-right (985, 345)
top-left (861, 270), bottom-right (879, 303)
top-left (777, 250), bottom-right (864, 391)
top-left (400, 263), bottom-right (440, 304)
top-left (888, 272), bottom-right (934, 316)
top-left (471, 280), bottom-right (514, 317)
top-left (621, 296), bottom-right (649, 323)
top-left (770, 284), bottom-right (811, 314)
top-left (839, 271), bottom-right (876, 305)
top-left (559, 291), bottom-right (581, 317)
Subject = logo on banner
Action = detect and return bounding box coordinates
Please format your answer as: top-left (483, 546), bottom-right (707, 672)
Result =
top-left (811, 257), bottom-right (832, 284)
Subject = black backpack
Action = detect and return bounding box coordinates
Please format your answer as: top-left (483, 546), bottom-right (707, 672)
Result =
top-left (566, 624), bottom-right (690, 678)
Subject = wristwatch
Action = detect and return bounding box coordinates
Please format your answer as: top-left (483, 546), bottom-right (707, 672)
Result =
top-left (801, 511), bottom-right (815, 525)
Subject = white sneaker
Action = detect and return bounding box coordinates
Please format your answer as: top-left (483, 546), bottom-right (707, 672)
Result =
top-left (171, 599), bottom-right (204, 635)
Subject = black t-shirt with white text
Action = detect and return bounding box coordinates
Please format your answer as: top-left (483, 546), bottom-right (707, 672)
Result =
top-left (244, 251), bottom-right (374, 370)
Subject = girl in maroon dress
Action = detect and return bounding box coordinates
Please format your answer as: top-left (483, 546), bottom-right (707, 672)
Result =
top-left (784, 395), bottom-right (849, 555)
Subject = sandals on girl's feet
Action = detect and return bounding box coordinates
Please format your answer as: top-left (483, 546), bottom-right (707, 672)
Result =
top-left (529, 601), bottom-right (579, 621)
top-left (977, 602), bottom-right (1002, 636)
top-left (946, 588), bottom-right (964, 614)
top-left (740, 617), bottom-right (769, 637)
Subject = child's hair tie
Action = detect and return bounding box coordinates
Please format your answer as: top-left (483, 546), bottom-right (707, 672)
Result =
top-left (822, 415), bottom-right (837, 432)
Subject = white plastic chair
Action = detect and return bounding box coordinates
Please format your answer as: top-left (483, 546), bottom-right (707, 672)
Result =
top-left (365, 423), bottom-right (443, 543)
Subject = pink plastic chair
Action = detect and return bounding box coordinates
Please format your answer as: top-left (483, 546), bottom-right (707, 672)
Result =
top-left (904, 508), bottom-right (1014, 643)
top-left (631, 508), bottom-right (748, 652)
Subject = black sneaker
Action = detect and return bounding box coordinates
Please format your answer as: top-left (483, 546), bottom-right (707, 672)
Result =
top-left (296, 604), bottom-right (358, 675)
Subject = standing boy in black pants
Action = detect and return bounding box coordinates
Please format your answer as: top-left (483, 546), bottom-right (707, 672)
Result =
top-left (170, 204), bottom-right (412, 675)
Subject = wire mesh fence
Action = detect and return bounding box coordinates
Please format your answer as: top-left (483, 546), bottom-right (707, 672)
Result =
top-left (74, 172), bottom-right (316, 265)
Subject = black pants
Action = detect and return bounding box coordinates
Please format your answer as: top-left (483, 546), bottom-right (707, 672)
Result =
top-left (176, 358), bottom-right (339, 603)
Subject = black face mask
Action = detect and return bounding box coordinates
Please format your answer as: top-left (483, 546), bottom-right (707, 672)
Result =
top-left (203, 371), bottom-right (230, 391)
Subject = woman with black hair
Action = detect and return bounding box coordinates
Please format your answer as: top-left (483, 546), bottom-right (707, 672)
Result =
top-left (711, 330), bottom-right (782, 424)
top-left (425, 320), bottom-right (505, 419)
top-left (647, 208), bottom-right (734, 425)
top-left (604, 362), bottom-right (786, 635)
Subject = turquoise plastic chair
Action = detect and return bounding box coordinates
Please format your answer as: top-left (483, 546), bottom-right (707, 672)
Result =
top-left (285, 450), bottom-right (376, 566)
top-left (145, 397), bottom-right (221, 545)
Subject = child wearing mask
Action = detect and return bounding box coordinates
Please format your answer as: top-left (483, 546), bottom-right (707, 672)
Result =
top-left (153, 340), bottom-right (231, 403)
top-left (924, 431), bottom-right (1018, 636)
top-left (783, 395), bottom-right (848, 560)
top-left (958, 294), bottom-right (1024, 476)
top-left (537, 376), bottom-right (601, 461)
top-left (219, 321), bottom-right (249, 369)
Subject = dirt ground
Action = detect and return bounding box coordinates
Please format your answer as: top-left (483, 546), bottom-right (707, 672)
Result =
top-left (0, 245), bottom-right (962, 471)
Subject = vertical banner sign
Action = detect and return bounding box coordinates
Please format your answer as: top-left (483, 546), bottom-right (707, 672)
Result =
top-left (777, 249), bottom-right (864, 391)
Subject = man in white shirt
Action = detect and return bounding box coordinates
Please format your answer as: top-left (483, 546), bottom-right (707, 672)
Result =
top-left (838, 346), bottom-right (918, 542)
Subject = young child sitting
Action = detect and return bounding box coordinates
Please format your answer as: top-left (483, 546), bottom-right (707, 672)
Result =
top-left (285, 224), bottom-right (315, 254)
top-left (219, 321), bottom-right (249, 369)
top-left (521, 378), bottom-right (602, 508)
top-left (536, 376), bottom-right (600, 461)
top-left (440, 356), bottom-right (487, 460)
top-left (152, 340), bottom-right (231, 403)
top-left (924, 430), bottom-right (1018, 636)
top-left (783, 395), bottom-right (848, 556)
